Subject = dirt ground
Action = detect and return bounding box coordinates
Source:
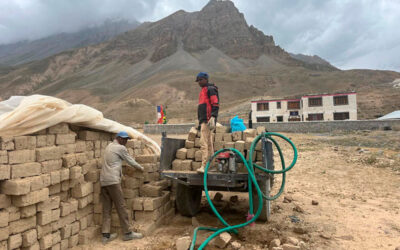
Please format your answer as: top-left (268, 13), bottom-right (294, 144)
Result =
top-left (75, 130), bottom-right (400, 250)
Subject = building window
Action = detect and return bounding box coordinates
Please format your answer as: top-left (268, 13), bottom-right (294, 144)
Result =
top-left (334, 112), bottom-right (350, 120)
top-left (334, 95), bottom-right (348, 105)
top-left (287, 101), bottom-right (300, 110)
top-left (276, 102), bottom-right (281, 109)
top-left (257, 116), bottom-right (270, 122)
top-left (277, 116), bottom-right (283, 122)
top-left (257, 103), bottom-right (269, 111)
top-left (308, 113), bottom-right (324, 121)
top-left (308, 97), bottom-right (322, 107)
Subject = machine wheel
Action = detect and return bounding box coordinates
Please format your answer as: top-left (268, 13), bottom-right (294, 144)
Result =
top-left (176, 183), bottom-right (202, 217)
top-left (252, 178), bottom-right (271, 222)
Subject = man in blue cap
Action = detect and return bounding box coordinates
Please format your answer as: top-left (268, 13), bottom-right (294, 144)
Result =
top-left (100, 131), bottom-right (144, 244)
top-left (195, 72), bottom-right (219, 173)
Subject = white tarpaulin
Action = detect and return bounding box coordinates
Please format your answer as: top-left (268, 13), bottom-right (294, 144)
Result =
top-left (0, 95), bottom-right (160, 154)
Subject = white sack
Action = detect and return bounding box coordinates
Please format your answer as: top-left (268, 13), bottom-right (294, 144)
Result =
top-left (0, 95), bottom-right (160, 154)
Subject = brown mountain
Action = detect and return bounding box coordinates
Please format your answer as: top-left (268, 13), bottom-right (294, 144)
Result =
top-left (0, 0), bottom-right (399, 125)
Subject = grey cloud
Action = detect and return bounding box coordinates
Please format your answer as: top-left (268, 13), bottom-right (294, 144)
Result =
top-left (0, 0), bottom-right (399, 71)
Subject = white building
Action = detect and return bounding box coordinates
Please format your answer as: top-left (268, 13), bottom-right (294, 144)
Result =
top-left (251, 92), bottom-right (357, 122)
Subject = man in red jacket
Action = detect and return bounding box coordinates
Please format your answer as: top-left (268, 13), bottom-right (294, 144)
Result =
top-left (195, 72), bottom-right (219, 173)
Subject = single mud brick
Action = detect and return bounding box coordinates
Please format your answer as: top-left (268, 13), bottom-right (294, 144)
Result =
top-left (180, 160), bottom-right (192, 171)
top-left (1, 178), bottom-right (31, 195)
top-left (22, 229), bottom-right (37, 247)
top-left (12, 188), bottom-right (49, 207)
top-left (0, 137), bottom-right (14, 150)
top-left (37, 210), bottom-right (52, 225)
top-left (20, 204), bottom-right (36, 218)
top-left (56, 133), bottom-right (76, 145)
top-left (36, 224), bottom-right (51, 239)
top-left (78, 131), bottom-right (100, 140)
top-left (14, 136), bottom-right (36, 150)
top-left (52, 231), bottom-right (61, 245)
top-left (223, 133), bottom-right (233, 142)
top-left (9, 215), bottom-right (36, 234)
top-left (243, 129), bottom-right (257, 140)
top-left (136, 155), bottom-right (157, 164)
top-left (214, 141), bottom-right (224, 151)
top-left (84, 169), bottom-right (99, 182)
top-left (11, 162), bottom-right (41, 179)
top-left (232, 131), bottom-right (243, 141)
top-left (0, 151), bottom-right (8, 164)
top-left (140, 184), bottom-right (163, 197)
top-left (37, 196), bottom-right (60, 211)
top-left (123, 189), bottom-right (139, 199)
top-left (74, 141), bottom-right (86, 153)
top-left (185, 140), bottom-right (194, 149)
top-left (41, 159), bottom-right (62, 174)
top-left (224, 142), bottom-right (235, 149)
top-left (234, 140), bottom-right (245, 151)
top-left (216, 124), bottom-right (228, 133)
top-left (256, 126), bottom-right (266, 135)
top-left (69, 166), bottom-right (82, 179)
top-left (60, 169), bottom-right (69, 182)
top-left (153, 180), bottom-right (169, 190)
top-left (48, 123), bottom-right (69, 134)
top-left (39, 174), bottom-right (51, 189)
top-left (72, 182), bottom-right (93, 198)
top-left (61, 224), bottom-right (72, 239)
top-left (0, 226), bottom-right (9, 241)
top-left (79, 216), bottom-right (88, 230)
top-left (52, 209), bottom-right (61, 222)
top-left (175, 148), bottom-right (187, 160)
top-left (8, 150), bottom-right (36, 164)
top-left (0, 194), bottom-right (11, 209)
top-left (36, 135), bottom-right (47, 147)
top-left (191, 161), bottom-right (202, 171)
top-left (132, 197), bottom-right (145, 211)
top-left (171, 159), bottom-right (182, 170)
top-left (195, 150), bottom-right (202, 162)
top-left (60, 181), bottom-right (69, 192)
top-left (59, 144), bottom-right (76, 155)
top-left (0, 210), bottom-right (9, 227)
top-left (212, 232), bottom-right (232, 248)
top-left (68, 234), bottom-right (79, 248)
top-left (52, 213), bottom-right (76, 232)
top-left (8, 233), bottom-right (22, 249)
top-left (245, 137), bottom-right (255, 150)
top-left (50, 170), bottom-right (61, 185)
top-left (176, 236), bottom-right (191, 250)
top-left (61, 154), bottom-right (76, 169)
top-left (143, 191), bottom-right (170, 211)
top-left (214, 133), bottom-right (224, 142)
top-left (194, 138), bottom-right (201, 147)
top-left (36, 147), bottom-right (61, 162)
top-left (188, 127), bottom-right (198, 141)
top-left (135, 208), bottom-right (162, 222)
top-left (39, 233), bottom-right (53, 249)
top-left (48, 183), bottom-right (61, 195)
top-left (186, 148), bottom-right (196, 159)
top-left (75, 153), bottom-right (87, 166)
top-left (7, 206), bottom-right (20, 222)
top-left (122, 176), bottom-right (142, 189)
top-left (0, 164), bottom-right (10, 180)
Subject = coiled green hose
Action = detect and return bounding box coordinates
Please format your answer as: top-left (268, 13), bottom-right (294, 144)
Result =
top-left (190, 132), bottom-right (298, 250)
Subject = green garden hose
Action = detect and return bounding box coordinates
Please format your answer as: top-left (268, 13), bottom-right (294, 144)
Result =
top-left (190, 132), bottom-right (298, 250)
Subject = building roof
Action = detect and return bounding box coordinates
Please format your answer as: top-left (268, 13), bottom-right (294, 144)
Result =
top-left (377, 110), bottom-right (400, 120)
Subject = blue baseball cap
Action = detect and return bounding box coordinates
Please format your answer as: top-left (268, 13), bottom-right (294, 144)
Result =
top-left (116, 131), bottom-right (130, 139)
top-left (196, 72), bottom-right (209, 82)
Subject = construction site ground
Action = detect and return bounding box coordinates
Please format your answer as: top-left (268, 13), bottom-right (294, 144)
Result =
top-left (74, 130), bottom-right (400, 250)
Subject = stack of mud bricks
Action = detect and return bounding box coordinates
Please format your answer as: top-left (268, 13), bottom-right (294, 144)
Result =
top-left (0, 122), bottom-right (170, 249)
top-left (172, 125), bottom-right (267, 172)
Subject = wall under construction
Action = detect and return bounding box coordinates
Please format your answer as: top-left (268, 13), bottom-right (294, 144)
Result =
top-left (0, 123), bottom-right (172, 250)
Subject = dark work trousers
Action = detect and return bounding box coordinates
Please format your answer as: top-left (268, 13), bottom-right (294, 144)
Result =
top-left (101, 184), bottom-right (130, 234)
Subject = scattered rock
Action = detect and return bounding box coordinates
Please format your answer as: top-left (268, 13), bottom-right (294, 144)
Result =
top-left (213, 192), bottom-right (223, 202)
top-left (319, 233), bottom-right (331, 239)
top-left (298, 241), bottom-right (308, 250)
top-left (212, 232), bottom-right (232, 248)
top-left (269, 238), bottom-right (281, 248)
top-left (176, 236), bottom-right (191, 250)
top-left (230, 195), bottom-right (239, 203)
top-left (311, 200), bottom-right (319, 206)
top-left (395, 246), bottom-right (400, 250)
top-left (333, 146), bottom-right (338, 151)
top-left (285, 237), bottom-right (299, 246)
top-left (293, 204), bottom-right (305, 213)
top-left (192, 217), bottom-right (200, 227)
top-left (293, 226), bottom-right (308, 234)
top-left (283, 196), bottom-right (294, 203)
top-left (282, 244), bottom-right (300, 250)
top-left (289, 215), bottom-right (301, 223)
top-left (271, 247), bottom-right (283, 250)
top-left (231, 241), bottom-right (242, 249)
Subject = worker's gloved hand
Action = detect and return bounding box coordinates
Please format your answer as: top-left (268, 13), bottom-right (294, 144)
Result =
top-left (135, 164), bottom-right (144, 171)
top-left (207, 116), bottom-right (216, 130)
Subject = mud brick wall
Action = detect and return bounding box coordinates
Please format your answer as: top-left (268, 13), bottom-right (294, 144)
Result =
top-left (0, 123), bottom-right (172, 250)
top-left (171, 125), bottom-right (267, 172)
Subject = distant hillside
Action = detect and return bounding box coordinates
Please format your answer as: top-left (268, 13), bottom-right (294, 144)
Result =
top-left (0, 0), bottom-right (399, 124)
top-left (0, 19), bottom-right (139, 66)
top-left (290, 53), bottom-right (338, 70)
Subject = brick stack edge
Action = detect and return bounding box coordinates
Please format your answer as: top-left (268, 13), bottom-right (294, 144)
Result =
top-left (172, 125), bottom-right (267, 172)
top-left (0, 123), bottom-right (172, 250)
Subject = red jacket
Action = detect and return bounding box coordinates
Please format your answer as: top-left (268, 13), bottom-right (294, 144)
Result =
top-left (198, 83), bottom-right (219, 124)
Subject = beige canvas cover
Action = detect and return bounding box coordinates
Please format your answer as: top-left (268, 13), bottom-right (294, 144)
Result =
top-left (0, 95), bottom-right (160, 154)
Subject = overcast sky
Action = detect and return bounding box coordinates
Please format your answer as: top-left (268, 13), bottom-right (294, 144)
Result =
top-left (0, 0), bottom-right (399, 71)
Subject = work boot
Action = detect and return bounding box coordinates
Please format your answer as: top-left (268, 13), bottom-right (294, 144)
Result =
top-left (123, 231), bottom-right (143, 241)
top-left (197, 166), bottom-right (205, 173)
top-left (102, 233), bottom-right (118, 245)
